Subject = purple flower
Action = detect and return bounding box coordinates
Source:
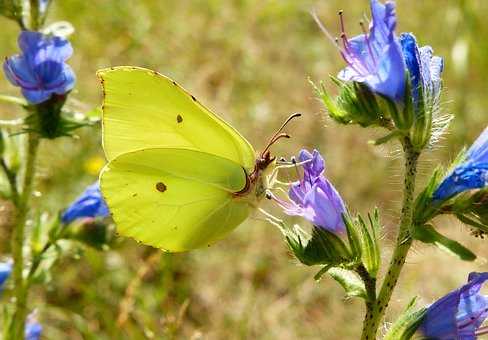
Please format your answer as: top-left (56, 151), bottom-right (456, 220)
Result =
top-left (61, 182), bottom-right (109, 224)
top-left (3, 31), bottom-right (75, 104)
top-left (419, 272), bottom-right (488, 339)
top-left (25, 314), bottom-right (42, 340)
top-left (433, 127), bottom-right (488, 201)
top-left (334, 0), bottom-right (406, 102)
top-left (273, 149), bottom-right (346, 233)
top-left (399, 32), bottom-right (443, 108)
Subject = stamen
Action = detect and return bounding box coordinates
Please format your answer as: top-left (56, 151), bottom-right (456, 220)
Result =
top-left (360, 20), bottom-right (377, 66)
top-left (311, 10), bottom-right (346, 53)
top-left (311, 10), bottom-right (366, 76)
top-left (291, 156), bottom-right (303, 186)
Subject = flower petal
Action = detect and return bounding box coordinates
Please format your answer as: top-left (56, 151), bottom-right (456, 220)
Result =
top-left (61, 182), bottom-right (110, 224)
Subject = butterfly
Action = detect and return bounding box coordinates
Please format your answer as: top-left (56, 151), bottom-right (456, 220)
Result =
top-left (98, 66), bottom-right (299, 252)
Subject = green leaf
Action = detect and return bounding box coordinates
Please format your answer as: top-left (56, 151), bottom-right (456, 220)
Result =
top-left (412, 225), bottom-right (476, 261)
top-left (328, 268), bottom-right (366, 299)
top-left (371, 130), bottom-right (403, 146)
top-left (384, 297), bottom-right (427, 340)
top-left (0, 94), bottom-right (27, 106)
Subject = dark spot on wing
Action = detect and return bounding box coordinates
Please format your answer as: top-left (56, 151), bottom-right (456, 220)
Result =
top-left (172, 81), bottom-right (177, 86)
top-left (132, 193), bottom-right (138, 197)
top-left (191, 95), bottom-right (197, 101)
top-left (177, 114), bottom-right (183, 123)
top-left (156, 182), bottom-right (167, 193)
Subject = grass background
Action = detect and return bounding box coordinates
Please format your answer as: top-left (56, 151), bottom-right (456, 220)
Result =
top-left (0, 0), bottom-right (487, 339)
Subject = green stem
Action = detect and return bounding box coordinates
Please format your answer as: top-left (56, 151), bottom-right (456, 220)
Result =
top-left (361, 137), bottom-right (419, 340)
top-left (357, 264), bottom-right (377, 340)
top-left (29, 0), bottom-right (40, 31)
top-left (8, 132), bottom-right (40, 340)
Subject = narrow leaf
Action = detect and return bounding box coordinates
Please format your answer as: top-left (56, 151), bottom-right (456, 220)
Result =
top-left (412, 225), bottom-right (476, 261)
top-left (384, 297), bottom-right (427, 340)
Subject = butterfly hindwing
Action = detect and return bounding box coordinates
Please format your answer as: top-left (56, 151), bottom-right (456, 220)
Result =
top-left (100, 147), bottom-right (251, 251)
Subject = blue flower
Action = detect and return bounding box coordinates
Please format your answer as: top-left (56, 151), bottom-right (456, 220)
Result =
top-left (3, 31), bottom-right (75, 104)
top-left (273, 149), bottom-right (346, 233)
top-left (399, 32), bottom-right (443, 108)
top-left (61, 182), bottom-right (110, 224)
top-left (0, 261), bottom-right (12, 290)
top-left (419, 272), bottom-right (488, 339)
top-left (25, 314), bottom-right (42, 340)
top-left (333, 0), bottom-right (406, 102)
top-left (433, 127), bottom-right (488, 201)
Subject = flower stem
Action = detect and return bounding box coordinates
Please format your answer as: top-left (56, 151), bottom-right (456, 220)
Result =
top-left (8, 132), bottom-right (40, 340)
top-left (357, 264), bottom-right (377, 339)
top-left (361, 137), bottom-right (419, 340)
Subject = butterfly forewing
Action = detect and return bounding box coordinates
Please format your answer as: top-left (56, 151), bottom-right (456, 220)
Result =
top-left (99, 66), bottom-right (256, 170)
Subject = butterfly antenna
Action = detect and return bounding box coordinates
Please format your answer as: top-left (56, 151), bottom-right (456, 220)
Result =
top-left (261, 113), bottom-right (301, 157)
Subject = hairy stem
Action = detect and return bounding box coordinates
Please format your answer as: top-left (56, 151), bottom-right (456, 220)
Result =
top-left (357, 264), bottom-right (377, 339)
top-left (361, 137), bottom-right (419, 339)
top-left (8, 132), bottom-right (40, 340)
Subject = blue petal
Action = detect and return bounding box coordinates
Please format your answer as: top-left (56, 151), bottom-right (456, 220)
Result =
top-left (21, 89), bottom-right (52, 104)
top-left (34, 60), bottom-right (63, 85)
top-left (456, 273), bottom-right (488, 338)
top-left (420, 287), bottom-right (460, 339)
top-left (433, 162), bottom-right (488, 201)
top-left (420, 272), bottom-right (488, 339)
top-left (466, 127), bottom-right (488, 163)
top-left (399, 33), bottom-right (421, 103)
top-left (61, 182), bottom-right (110, 224)
top-left (298, 149), bottom-right (325, 181)
top-left (25, 320), bottom-right (42, 340)
top-left (370, 0), bottom-right (397, 47)
top-left (304, 178), bottom-right (346, 233)
top-left (365, 38), bottom-right (406, 101)
top-left (0, 262), bottom-right (12, 289)
top-left (3, 56), bottom-right (37, 89)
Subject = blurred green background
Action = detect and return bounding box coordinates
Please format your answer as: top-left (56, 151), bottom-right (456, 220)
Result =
top-left (0, 0), bottom-right (487, 339)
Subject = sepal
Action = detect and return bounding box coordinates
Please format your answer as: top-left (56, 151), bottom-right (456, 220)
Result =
top-left (450, 189), bottom-right (488, 235)
top-left (24, 95), bottom-right (92, 139)
top-left (357, 210), bottom-right (381, 278)
top-left (383, 297), bottom-right (427, 340)
top-left (64, 219), bottom-right (115, 250)
top-left (284, 224), bottom-right (354, 267)
top-left (311, 78), bottom-right (390, 128)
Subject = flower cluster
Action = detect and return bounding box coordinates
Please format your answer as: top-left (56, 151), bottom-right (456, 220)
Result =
top-left (336, 0), bottom-right (405, 103)
top-left (3, 30), bottom-right (75, 104)
top-left (317, 0), bottom-right (444, 144)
